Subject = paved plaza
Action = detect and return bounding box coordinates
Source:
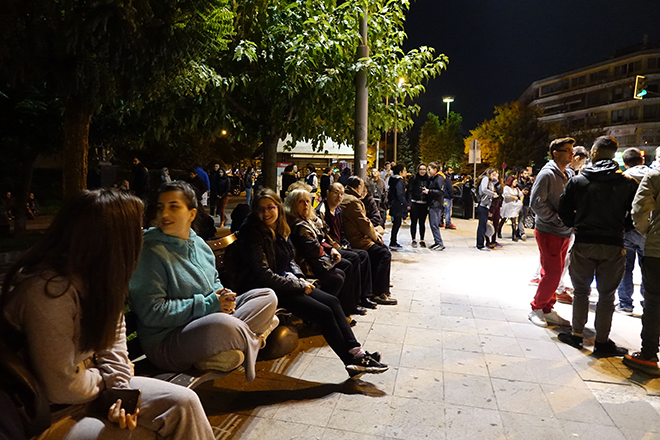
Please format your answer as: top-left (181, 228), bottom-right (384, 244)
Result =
top-left (195, 217), bottom-right (660, 440)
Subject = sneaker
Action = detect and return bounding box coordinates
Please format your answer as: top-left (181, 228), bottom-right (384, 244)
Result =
top-left (389, 243), bottom-right (403, 250)
top-left (528, 309), bottom-right (548, 328)
top-left (623, 352), bottom-right (660, 377)
top-left (556, 291), bottom-right (573, 305)
top-left (411, 240), bottom-right (418, 247)
top-left (593, 340), bottom-right (628, 358)
top-left (558, 332), bottom-right (583, 349)
top-left (432, 245), bottom-right (446, 251)
top-left (543, 310), bottom-right (570, 327)
top-left (419, 241), bottom-right (427, 248)
top-left (365, 351), bottom-right (382, 363)
top-left (346, 353), bottom-right (389, 379)
top-left (373, 294), bottom-right (397, 305)
top-left (445, 224), bottom-right (457, 230)
top-left (521, 234), bottom-right (527, 242)
top-left (194, 350), bottom-right (245, 372)
top-left (615, 304), bottom-right (634, 315)
top-left (440, 222), bottom-right (445, 228)
top-left (477, 246), bottom-right (491, 252)
top-left (529, 278), bottom-right (541, 286)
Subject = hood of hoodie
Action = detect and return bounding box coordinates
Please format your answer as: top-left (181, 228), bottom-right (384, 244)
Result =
top-left (624, 164), bottom-right (650, 183)
top-left (143, 227), bottom-right (199, 253)
top-left (580, 159), bottom-right (623, 182)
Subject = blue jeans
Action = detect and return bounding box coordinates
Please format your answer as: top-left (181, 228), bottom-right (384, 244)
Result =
top-left (245, 188), bottom-right (253, 207)
top-left (428, 207), bottom-right (444, 246)
top-left (476, 205), bottom-right (490, 248)
top-left (617, 229), bottom-right (646, 308)
top-left (443, 198), bottom-right (452, 226)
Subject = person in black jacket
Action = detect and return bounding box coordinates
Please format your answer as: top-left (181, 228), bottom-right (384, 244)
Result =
top-left (235, 188), bottom-right (387, 379)
top-left (443, 167), bottom-right (456, 229)
top-left (388, 164), bottom-right (408, 249)
top-left (557, 136), bottom-right (638, 357)
top-left (131, 158), bottom-right (150, 202)
top-left (407, 163), bottom-right (430, 247)
top-left (320, 167), bottom-right (332, 200)
top-left (424, 162), bottom-right (446, 250)
top-left (516, 168), bottom-right (534, 241)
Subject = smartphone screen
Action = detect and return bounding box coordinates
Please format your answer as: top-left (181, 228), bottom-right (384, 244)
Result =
top-left (90, 389), bottom-right (142, 415)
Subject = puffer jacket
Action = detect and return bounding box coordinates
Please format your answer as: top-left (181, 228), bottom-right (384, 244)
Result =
top-left (388, 175), bottom-right (409, 218)
top-left (407, 173), bottom-right (429, 204)
top-left (558, 159), bottom-right (637, 247)
top-left (633, 169), bottom-right (660, 258)
top-left (234, 216), bottom-right (306, 295)
top-left (288, 214), bottom-right (339, 277)
top-left (426, 173), bottom-right (445, 209)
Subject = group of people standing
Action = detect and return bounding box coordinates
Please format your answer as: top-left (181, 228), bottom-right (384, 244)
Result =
top-left (524, 135), bottom-right (660, 377)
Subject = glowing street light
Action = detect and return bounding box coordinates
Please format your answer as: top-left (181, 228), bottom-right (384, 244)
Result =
top-left (221, 129), bottom-right (228, 136)
top-left (443, 96), bottom-right (454, 122)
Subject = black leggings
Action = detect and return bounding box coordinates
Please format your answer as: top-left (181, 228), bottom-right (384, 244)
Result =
top-left (277, 288), bottom-right (360, 364)
top-left (390, 216), bottom-right (402, 246)
top-left (410, 203), bottom-right (428, 241)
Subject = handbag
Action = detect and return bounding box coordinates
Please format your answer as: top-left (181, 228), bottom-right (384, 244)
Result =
top-left (0, 319), bottom-right (51, 438)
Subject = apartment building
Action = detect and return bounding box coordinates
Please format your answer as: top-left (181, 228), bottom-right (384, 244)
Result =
top-left (520, 44), bottom-right (660, 153)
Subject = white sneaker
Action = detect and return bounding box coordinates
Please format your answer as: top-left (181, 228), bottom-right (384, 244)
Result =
top-left (528, 309), bottom-right (548, 328)
top-left (544, 310), bottom-right (570, 327)
top-left (194, 350), bottom-right (245, 372)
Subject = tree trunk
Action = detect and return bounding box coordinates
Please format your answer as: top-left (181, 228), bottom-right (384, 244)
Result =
top-left (12, 157), bottom-right (35, 236)
top-left (63, 97), bottom-right (93, 198)
top-left (263, 132), bottom-right (280, 191)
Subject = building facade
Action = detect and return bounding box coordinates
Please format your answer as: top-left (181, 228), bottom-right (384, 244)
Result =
top-left (520, 45), bottom-right (660, 154)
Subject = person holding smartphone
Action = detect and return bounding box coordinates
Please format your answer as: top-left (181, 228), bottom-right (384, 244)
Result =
top-left (1, 189), bottom-right (213, 439)
top-left (129, 181), bottom-right (279, 382)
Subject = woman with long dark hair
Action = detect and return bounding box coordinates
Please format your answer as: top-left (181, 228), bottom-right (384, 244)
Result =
top-left (476, 168), bottom-right (499, 251)
top-left (1, 189), bottom-right (213, 439)
top-left (235, 188), bottom-right (387, 379)
top-left (129, 181), bottom-right (278, 382)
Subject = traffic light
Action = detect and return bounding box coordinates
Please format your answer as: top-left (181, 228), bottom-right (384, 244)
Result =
top-left (634, 75), bottom-right (647, 99)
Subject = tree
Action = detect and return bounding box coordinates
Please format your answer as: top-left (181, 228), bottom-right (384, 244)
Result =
top-left (397, 132), bottom-right (416, 172)
top-left (0, 0), bottom-right (234, 196)
top-left (465, 102), bottom-right (557, 173)
top-left (419, 112), bottom-right (463, 167)
top-left (204, 0), bottom-right (447, 189)
top-left (419, 113), bottom-right (442, 164)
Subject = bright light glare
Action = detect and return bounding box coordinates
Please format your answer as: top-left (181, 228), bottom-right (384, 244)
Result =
top-left (443, 96), bottom-right (455, 103)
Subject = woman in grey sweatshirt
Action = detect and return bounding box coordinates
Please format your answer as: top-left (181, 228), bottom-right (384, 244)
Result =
top-left (1, 189), bottom-right (214, 439)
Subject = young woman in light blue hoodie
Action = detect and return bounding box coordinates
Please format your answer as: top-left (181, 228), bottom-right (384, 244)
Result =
top-left (129, 182), bottom-right (278, 382)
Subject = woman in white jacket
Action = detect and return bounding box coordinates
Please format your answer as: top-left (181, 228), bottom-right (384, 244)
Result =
top-left (501, 176), bottom-right (524, 241)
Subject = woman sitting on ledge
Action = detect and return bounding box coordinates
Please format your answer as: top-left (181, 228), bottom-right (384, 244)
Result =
top-left (235, 188), bottom-right (388, 379)
top-left (129, 181), bottom-right (278, 382)
top-left (1, 189), bottom-right (214, 439)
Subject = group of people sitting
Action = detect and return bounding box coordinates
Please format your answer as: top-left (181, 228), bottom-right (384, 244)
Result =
top-left (0, 176), bottom-right (396, 439)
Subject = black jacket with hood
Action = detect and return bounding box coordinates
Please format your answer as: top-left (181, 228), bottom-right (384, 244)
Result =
top-left (558, 159), bottom-right (638, 247)
top-left (426, 173), bottom-right (445, 209)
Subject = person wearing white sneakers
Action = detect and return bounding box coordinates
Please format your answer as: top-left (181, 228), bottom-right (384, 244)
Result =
top-left (528, 138), bottom-right (575, 328)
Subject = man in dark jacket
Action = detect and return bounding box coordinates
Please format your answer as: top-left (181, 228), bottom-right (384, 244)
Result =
top-left (387, 164), bottom-right (408, 249)
top-left (557, 136), bottom-right (638, 357)
top-left (443, 167), bottom-right (456, 229)
top-left (424, 162), bottom-right (446, 250)
top-left (407, 164), bottom-right (429, 247)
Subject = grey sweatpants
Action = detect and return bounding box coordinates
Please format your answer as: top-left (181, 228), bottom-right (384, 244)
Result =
top-left (569, 243), bottom-right (625, 343)
top-left (38, 376), bottom-right (213, 440)
top-left (145, 288), bottom-right (277, 382)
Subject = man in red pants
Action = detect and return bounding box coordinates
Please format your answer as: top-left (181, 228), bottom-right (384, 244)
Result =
top-left (528, 138), bottom-right (575, 328)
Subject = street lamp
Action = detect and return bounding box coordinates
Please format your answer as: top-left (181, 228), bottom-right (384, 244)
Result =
top-left (394, 77), bottom-right (405, 162)
top-left (443, 96), bottom-right (454, 122)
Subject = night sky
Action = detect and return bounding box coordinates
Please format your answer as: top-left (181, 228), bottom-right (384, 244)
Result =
top-left (403, 0), bottom-right (660, 133)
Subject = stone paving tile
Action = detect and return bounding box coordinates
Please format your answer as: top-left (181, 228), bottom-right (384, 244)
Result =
top-left (393, 367), bottom-right (444, 402)
top-left (559, 420), bottom-right (626, 440)
top-left (499, 412), bottom-right (566, 440)
top-left (400, 344), bottom-right (444, 371)
top-left (403, 326), bottom-right (442, 348)
top-left (541, 383), bottom-right (614, 425)
top-left (328, 394), bottom-right (394, 437)
top-left (385, 396), bottom-right (446, 440)
top-left (479, 334), bottom-right (526, 357)
top-left (444, 404), bottom-right (505, 440)
top-left (443, 372), bottom-right (497, 410)
top-left (443, 348), bottom-right (489, 376)
top-left (442, 330), bottom-right (483, 352)
top-left (474, 318), bottom-right (516, 338)
top-left (491, 378), bottom-right (554, 417)
top-left (484, 354), bottom-right (537, 383)
top-left (321, 428), bottom-right (385, 440)
top-left (231, 417), bottom-right (326, 439)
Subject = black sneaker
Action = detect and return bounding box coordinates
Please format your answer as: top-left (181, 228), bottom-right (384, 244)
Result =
top-left (432, 245), bottom-right (445, 251)
top-left (365, 351), bottom-right (382, 363)
top-left (558, 332), bottom-right (583, 349)
top-left (346, 353), bottom-right (389, 379)
top-left (419, 241), bottom-right (427, 248)
top-left (623, 352), bottom-right (660, 377)
top-left (593, 339), bottom-right (628, 358)
top-left (411, 240), bottom-right (418, 247)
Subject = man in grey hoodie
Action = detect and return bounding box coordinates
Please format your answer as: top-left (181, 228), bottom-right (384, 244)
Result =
top-left (528, 138), bottom-right (575, 328)
top-left (616, 148), bottom-right (650, 314)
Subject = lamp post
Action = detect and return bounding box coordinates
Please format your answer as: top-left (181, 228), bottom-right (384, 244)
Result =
top-left (393, 77), bottom-right (405, 162)
top-left (443, 96), bottom-right (454, 122)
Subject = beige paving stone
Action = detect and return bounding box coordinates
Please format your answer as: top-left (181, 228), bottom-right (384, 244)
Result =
top-left (403, 326), bottom-right (442, 348)
top-left (384, 396), bottom-right (446, 439)
top-left (298, 355), bottom-right (353, 383)
top-left (491, 378), bottom-right (554, 416)
top-left (373, 311), bottom-right (413, 327)
top-left (442, 330), bottom-right (483, 352)
top-left (518, 337), bottom-right (568, 361)
top-left (542, 383), bottom-right (614, 425)
top-left (321, 428), bottom-right (385, 440)
top-left (474, 318), bottom-right (516, 337)
top-left (527, 358), bottom-right (588, 389)
top-left (443, 348), bottom-right (489, 376)
top-left (400, 344), bottom-right (444, 371)
top-left (559, 420), bottom-right (626, 440)
top-left (231, 417), bottom-right (326, 440)
top-left (327, 394), bottom-right (394, 437)
top-left (273, 393), bottom-right (339, 426)
top-left (499, 411), bottom-right (566, 440)
top-left (366, 323), bottom-right (408, 344)
top-left (479, 334), bottom-right (526, 357)
top-left (407, 312), bottom-right (444, 330)
top-left (393, 367), bottom-right (444, 402)
top-left (443, 372), bottom-right (497, 410)
top-left (440, 303), bottom-right (472, 317)
top-left (484, 354), bottom-right (537, 383)
top-left (440, 315), bottom-right (478, 333)
top-left (444, 404), bottom-right (505, 440)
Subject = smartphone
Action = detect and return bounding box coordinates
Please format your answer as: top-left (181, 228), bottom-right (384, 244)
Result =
top-left (90, 389), bottom-right (142, 415)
